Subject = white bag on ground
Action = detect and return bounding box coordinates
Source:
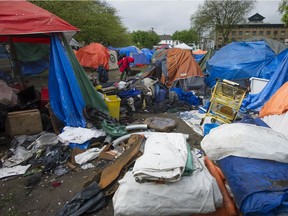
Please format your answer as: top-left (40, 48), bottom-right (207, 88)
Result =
top-left (132, 133), bottom-right (188, 182)
top-left (201, 123), bottom-right (288, 163)
top-left (113, 151), bottom-right (223, 216)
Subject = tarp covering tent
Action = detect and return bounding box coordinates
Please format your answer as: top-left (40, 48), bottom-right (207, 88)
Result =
top-left (141, 48), bottom-right (155, 62)
top-left (242, 50), bottom-right (288, 112)
top-left (0, 0), bottom-right (107, 129)
top-left (155, 48), bottom-right (205, 91)
top-left (0, 1), bottom-right (78, 35)
top-left (205, 40), bottom-right (288, 87)
top-left (75, 43), bottom-right (110, 70)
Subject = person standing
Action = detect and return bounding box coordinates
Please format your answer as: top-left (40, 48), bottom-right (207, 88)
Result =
top-left (117, 55), bottom-right (134, 80)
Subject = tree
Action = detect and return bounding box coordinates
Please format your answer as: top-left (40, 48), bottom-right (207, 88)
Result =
top-left (131, 30), bottom-right (160, 49)
top-left (172, 29), bottom-right (198, 45)
top-left (30, 0), bottom-right (131, 46)
top-left (191, 0), bottom-right (255, 45)
top-left (279, 0), bottom-right (288, 25)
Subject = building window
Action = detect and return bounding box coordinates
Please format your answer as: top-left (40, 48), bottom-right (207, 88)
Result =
top-left (245, 31), bottom-right (250, 36)
top-left (259, 31), bottom-right (263, 36)
top-left (281, 31), bottom-right (285, 36)
top-left (274, 31), bottom-right (278, 35)
top-left (252, 31), bottom-right (256, 36)
top-left (267, 31), bottom-right (271, 35)
top-left (239, 31), bottom-right (243, 36)
top-left (232, 31), bottom-right (236, 36)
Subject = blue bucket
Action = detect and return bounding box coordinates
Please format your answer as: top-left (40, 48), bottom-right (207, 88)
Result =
top-left (204, 123), bottom-right (220, 136)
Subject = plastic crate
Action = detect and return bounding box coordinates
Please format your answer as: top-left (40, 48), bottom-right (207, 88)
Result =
top-left (104, 95), bottom-right (121, 119)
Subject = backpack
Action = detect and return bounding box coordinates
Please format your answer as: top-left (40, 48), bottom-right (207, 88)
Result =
top-left (97, 65), bottom-right (109, 83)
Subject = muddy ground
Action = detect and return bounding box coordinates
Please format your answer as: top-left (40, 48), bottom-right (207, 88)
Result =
top-left (0, 67), bottom-right (203, 216)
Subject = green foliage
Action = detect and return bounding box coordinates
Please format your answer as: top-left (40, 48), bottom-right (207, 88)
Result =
top-left (131, 30), bottom-right (160, 49)
top-left (172, 29), bottom-right (198, 44)
top-left (191, 0), bottom-right (255, 44)
top-left (30, 0), bottom-right (131, 46)
top-left (279, 0), bottom-right (288, 25)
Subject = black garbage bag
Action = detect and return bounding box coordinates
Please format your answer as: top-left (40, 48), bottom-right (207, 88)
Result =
top-left (57, 182), bottom-right (107, 216)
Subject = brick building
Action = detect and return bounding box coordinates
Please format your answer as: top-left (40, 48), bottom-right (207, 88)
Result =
top-left (215, 13), bottom-right (287, 48)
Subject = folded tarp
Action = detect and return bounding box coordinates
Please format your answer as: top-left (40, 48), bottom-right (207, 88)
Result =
top-left (113, 150), bottom-right (223, 216)
top-left (201, 123), bottom-right (288, 163)
top-left (132, 133), bottom-right (188, 182)
top-left (218, 156), bottom-right (288, 215)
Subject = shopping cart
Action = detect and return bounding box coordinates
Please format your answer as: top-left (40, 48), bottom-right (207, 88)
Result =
top-left (200, 79), bottom-right (247, 125)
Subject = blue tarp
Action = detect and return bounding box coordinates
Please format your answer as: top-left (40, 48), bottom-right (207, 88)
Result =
top-left (218, 156), bottom-right (288, 215)
top-left (242, 50), bottom-right (288, 111)
top-left (170, 87), bottom-right (200, 106)
top-left (20, 58), bottom-right (49, 76)
top-left (131, 53), bottom-right (150, 66)
top-left (49, 34), bottom-right (86, 127)
top-left (205, 41), bottom-right (278, 87)
top-left (192, 54), bottom-right (205, 62)
top-left (141, 48), bottom-right (155, 61)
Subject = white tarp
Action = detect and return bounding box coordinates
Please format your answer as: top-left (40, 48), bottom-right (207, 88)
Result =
top-left (201, 123), bottom-right (288, 163)
top-left (174, 43), bottom-right (193, 50)
top-left (58, 126), bottom-right (105, 144)
top-left (113, 150), bottom-right (223, 216)
top-left (0, 164), bottom-right (31, 179)
top-left (132, 133), bottom-right (188, 182)
top-left (262, 112), bottom-right (288, 138)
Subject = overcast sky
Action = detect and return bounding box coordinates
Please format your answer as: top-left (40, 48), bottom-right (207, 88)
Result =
top-left (106, 0), bottom-right (282, 35)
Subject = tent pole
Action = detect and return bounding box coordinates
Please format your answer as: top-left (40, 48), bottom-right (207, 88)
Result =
top-left (8, 36), bottom-right (26, 87)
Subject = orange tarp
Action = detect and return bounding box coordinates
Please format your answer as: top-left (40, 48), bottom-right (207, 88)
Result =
top-left (76, 43), bottom-right (110, 69)
top-left (259, 82), bottom-right (288, 117)
top-left (163, 48), bottom-right (204, 87)
top-left (193, 49), bottom-right (208, 55)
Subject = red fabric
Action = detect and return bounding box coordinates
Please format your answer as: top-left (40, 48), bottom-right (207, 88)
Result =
top-left (0, 1), bottom-right (78, 36)
top-left (76, 43), bottom-right (110, 69)
top-left (117, 56), bottom-right (134, 72)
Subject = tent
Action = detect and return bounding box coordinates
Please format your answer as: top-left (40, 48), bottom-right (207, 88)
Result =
top-left (205, 40), bottom-right (288, 87)
top-left (154, 48), bottom-right (205, 91)
top-left (75, 43), bottom-right (110, 70)
top-left (0, 0), bottom-right (107, 130)
top-left (174, 43), bottom-right (193, 50)
top-left (108, 50), bottom-right (118, 70)
top-left (109, 45), bottom-right (150, 66)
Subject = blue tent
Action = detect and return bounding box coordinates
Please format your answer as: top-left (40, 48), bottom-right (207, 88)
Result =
top-left (141, 48), bottom-right (155, 62)
top-left (205, 40), bottom-right (286, 87)
top-left (109, 45), bottom-right (151, 66)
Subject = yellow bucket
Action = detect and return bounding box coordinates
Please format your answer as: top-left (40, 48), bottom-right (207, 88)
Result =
top-left (104, 95), bottom-right (121, 119)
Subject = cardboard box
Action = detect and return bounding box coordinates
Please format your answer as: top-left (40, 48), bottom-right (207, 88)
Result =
top-left (5, 109), bottom-right (43, 137)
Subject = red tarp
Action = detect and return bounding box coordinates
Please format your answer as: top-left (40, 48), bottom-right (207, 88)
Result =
top-left (0, 0), bottom-right (78, 36)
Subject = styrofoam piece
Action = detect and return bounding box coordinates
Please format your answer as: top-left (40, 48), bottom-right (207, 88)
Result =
top-left (249, 77), bottom-right (269, 94)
